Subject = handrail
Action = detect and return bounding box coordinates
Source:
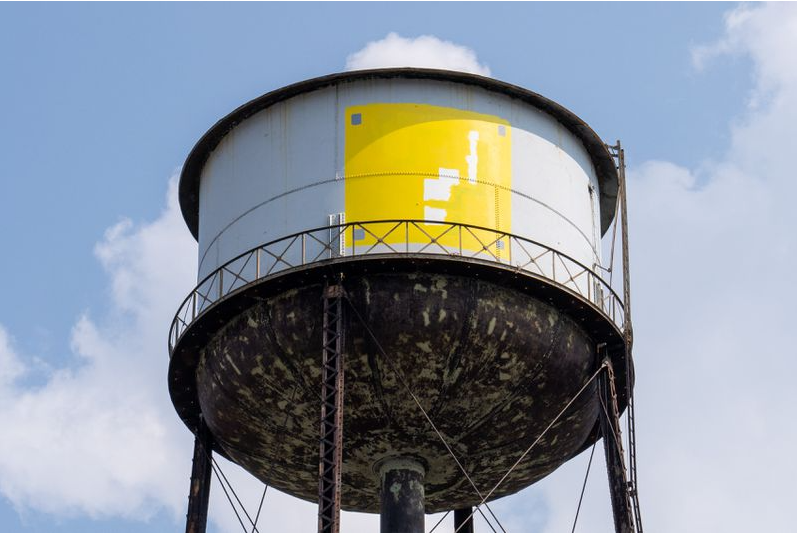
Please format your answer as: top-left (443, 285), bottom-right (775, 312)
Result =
top-left (168, 220), bottom-right (624, 354)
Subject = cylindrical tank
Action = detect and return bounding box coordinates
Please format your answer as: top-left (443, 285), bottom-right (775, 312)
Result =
top-left (182, 71), bottom-right (617, 280)
top-left (169, 68), bottom-right (628, 515)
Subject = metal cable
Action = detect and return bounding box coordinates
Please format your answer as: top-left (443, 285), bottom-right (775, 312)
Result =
top-left (251, 484), bottom-right (268, 533)
top-left (570, 441), bottom-right (597, 533)
top-left (211, 457), bottom-right (262, 533)
top-left (209, 460), bottom-right (249, 533)
top-left (455, 362), bottom-right (607, 531)
top-left (193, 359), bottom-right (300, 533)
top-left (191, 428), bottom-right (251, 533)
top-left (245, 383), bottom-right (298, 533)
top-left (344, 294), bottom-right (505, 533)
top-left (427, 510), bottom-right (451, 533)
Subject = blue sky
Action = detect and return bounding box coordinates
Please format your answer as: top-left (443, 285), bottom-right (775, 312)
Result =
top-left (0, 2), bottom-right (744, 373)
top-left (1, 3), bottom-right (794, 532)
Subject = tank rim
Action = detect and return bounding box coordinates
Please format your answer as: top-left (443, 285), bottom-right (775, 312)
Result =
top-left (177, 67), bottom-right (620, 240)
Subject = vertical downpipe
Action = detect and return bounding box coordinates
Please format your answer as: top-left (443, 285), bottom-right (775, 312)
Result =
top-left (454, 508), bottom-right (474, 533)
top-left (379, 458), bottom-right (426, 533)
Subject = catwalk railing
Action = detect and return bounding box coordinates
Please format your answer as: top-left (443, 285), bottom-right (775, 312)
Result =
top-left (169, 220), bottom-right (625, 353)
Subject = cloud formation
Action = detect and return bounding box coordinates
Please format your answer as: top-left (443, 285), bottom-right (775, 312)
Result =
top-left (522, 4), bottom-right (797, 531)
top-left (0, 174), bottom-right (392, 532)
top-left (0, 177), bottom-right (195, 520)
top-left (2, 5), bottom-right (795, 531)
top-left (345, 32), bottom-right (491, 76)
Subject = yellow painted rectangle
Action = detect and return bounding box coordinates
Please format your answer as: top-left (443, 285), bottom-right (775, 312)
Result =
top-left (344, 103), bottom-right (512, 255)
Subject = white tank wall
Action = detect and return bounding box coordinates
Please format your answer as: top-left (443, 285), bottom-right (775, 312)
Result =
top-left (198, 90), bottom-right (344, 276)
top-left (197, 79), bottom-right (602, 280)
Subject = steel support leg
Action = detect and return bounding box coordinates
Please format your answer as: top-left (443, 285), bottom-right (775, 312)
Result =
top-left (318, 282), bottom-right (345, 533)
top-left (185, 418), bottom-right (213, 533)
top-left (598, 356), bottom-right (635, 533)
top-left (454, 507), bottom-right (474, 533)
top-left (379, 458), bottom-right (425, 533)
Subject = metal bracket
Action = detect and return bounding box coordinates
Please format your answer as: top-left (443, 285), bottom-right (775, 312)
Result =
top-left (328, 213), bottom-right (346, 258)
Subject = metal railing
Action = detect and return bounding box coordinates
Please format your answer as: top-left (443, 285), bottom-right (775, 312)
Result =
top-left (169, 220), bottom-right (624, 353)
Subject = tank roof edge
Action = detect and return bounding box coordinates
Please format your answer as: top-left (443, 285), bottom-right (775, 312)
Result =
top-left (178, 68), bottom-right (619, 240)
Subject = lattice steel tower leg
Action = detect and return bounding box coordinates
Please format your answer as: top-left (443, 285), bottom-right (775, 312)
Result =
top-left (318, 281), bottom-right (345, 533)
top-left (598, 355), bottom-right (635, 533)
top-left (185, 418), bottom-right (213, 533)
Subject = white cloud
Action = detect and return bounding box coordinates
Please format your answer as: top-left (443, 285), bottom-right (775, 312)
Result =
top-left (690, 7), bottom-right (753, 71)
top-left (518, 4), bottom-right (797, 532)
top-left (3, 5), bottom-right (796, 531)
top-left (0, 173), bottom-right (381, 532)
top-left (0, 176), bottom-right (195, 521)
top-left (0, 327), bottom-right (26, 388)
top-left (346, 32), bottom-right (491, 76)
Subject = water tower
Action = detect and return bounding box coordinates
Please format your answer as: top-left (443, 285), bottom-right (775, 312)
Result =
top-left (168, 68), bottom-right (642, 533)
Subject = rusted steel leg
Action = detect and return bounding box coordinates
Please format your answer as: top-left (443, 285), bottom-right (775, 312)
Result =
top-left (379, 458), bottom-right (425, 533)
top-left (598, 357), bottom-right (634, 533)
top-left (318, 282), bottom-right (345, 533)
top-left (185, 418), bottom-right (213, 533)
top-left (453, 507), bottom-right (474, 533)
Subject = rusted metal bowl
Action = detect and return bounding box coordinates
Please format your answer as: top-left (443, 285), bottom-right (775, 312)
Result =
top-left (170, 257), bottom-right (626, 512)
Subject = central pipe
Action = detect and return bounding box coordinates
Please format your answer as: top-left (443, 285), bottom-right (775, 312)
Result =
top-left (379, 458), bottom-right (426, 533)
top-left (454, 508), bottom-right (474, 533)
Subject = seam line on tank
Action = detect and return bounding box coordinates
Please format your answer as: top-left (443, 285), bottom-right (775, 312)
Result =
top-left (197, 173), bottom-right (600, 274)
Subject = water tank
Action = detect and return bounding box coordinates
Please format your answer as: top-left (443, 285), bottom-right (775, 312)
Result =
top-left (168, 68), bottom-right (628, 517)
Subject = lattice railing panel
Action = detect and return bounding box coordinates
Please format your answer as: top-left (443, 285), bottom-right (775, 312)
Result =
top-left (169, 220), bottom-right (624, 352)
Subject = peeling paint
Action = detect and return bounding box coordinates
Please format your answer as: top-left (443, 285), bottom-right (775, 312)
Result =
top-left (390, 482), bottom-right (402, 502)
top-left (415, 341), bottom-right (432, 354)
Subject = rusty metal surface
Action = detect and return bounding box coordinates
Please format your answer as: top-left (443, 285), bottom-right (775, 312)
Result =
top-left (190, 268), bottom-right (611, 512)
top-left (318, 281), bottom-right (345, 533)
top-left (168, 255), bottom-right (629, 439)
top-left (178, 68), bottom-right (619, 240)
top-left (185, 420), bottom-right (212, 533)
top-left (608, 141), bottom-right (643, 532)
top-left (599, 357), bottom-right (635, 533)
top-left (379, 460), bottom-right (426, 533)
